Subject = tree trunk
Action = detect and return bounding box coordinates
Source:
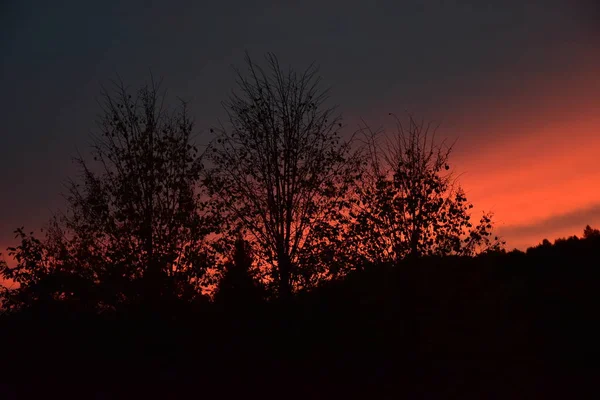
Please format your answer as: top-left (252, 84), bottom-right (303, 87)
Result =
top-left (144, 125), bottom-right (161, 311)
top-left (144, 223), bottom-right (162, 310)
top-left (277, 251), bottom-right (292, 302)
top-left (410, 228), bottom-right (420, 259)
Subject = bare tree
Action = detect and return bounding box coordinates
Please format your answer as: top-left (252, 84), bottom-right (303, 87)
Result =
top-left (206, 53), bottom-right (358, 299)
top-left (347, 114), bottom-right (503, 265)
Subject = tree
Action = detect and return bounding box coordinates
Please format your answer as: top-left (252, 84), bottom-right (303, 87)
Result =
top-left (213, 235), bottom-right (265, 307)
top-left (56, 78), bottom-right (213, 309)
top-left (0, 227), bottom-right (97, 313)
top-left (583, 225), bottom-right (600, 239)
top-left (347, 114), bottom-right (503, 265)
top-left (206, 53), bottom-right (358, 299)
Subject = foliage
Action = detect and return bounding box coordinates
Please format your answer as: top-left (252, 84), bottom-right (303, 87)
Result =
top-left (62, 77), bottom-right (216, 306)
top-left (0, 79), bottom-right (216, 312)
top-left (205, 53), bottom-right (359, 298)
top-left (346, 114), bottom-right (504, 265)
top-left (0, 56), bottom-right (519, 310)
top-left (0, 227), bottom-right (97, 313)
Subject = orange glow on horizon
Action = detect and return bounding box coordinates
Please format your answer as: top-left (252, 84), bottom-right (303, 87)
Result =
top-left (453, 103), bottom-right (600, 250)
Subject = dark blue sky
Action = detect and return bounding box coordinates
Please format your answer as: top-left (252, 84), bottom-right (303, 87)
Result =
top-left (1, 0), bottom-right (598, 251)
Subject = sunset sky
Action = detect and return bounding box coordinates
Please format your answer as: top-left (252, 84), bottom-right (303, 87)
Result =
top-left (1, 0), bottom-right (599, 261)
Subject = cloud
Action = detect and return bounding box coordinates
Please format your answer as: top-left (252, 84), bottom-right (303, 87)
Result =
top-left (498, 203), bottom-right (600, 242)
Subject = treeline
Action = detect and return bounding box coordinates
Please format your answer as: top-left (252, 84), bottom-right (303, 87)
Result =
top-left (0, 53), bottom-right (503, 312)
top-left (1, 229), bottom-right (599, 398)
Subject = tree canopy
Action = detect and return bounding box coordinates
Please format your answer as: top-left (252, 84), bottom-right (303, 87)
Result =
top-left (0, 54), bottom-right (506, 310)
top-left (345, 114), bottom-right (504, 266)
top-left (205, 53), bottom-right (360, 298)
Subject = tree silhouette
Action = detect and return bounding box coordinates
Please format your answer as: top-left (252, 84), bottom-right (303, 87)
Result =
top-left (347, 114), bottom-right (503, 265)
top-left (206, 53), bottom-right (358, 299)
top-left (55, 78), bottom-right (213, 309)
top-left (213, 234), bottom-right (265, 307)
top-left (583, 225), bottom-right (600, 239)
top-left (0, 227), bottom-right (97, 313)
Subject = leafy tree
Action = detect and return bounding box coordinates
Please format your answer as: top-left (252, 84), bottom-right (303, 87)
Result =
top-left (347, 114), bottom-right (503, 265)
top-left (0, 227), bottom-right (97, 313)
top-left (52, 78), bottom-right (212, 309)
top-left (206, 53), bottom-right (359, 299)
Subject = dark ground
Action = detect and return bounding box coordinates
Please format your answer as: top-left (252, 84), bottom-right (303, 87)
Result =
top-left (1, 241), bottom-right (600, 399)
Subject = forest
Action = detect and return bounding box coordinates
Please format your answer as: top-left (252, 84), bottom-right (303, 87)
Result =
top-left (1, 54), bottom-right (598, 399)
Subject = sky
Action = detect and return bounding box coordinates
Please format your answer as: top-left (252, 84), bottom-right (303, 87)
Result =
top-left (1, 0), bottom-right (599, 259)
